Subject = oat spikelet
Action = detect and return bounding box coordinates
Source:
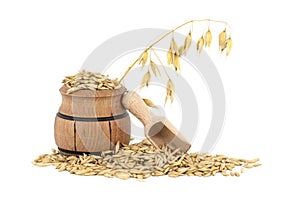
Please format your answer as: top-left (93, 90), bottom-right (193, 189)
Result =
top-left (226, 37), bottom-right (232, 56)
top-left (167, 47), bottom-right (173, 66)
top-left (171, 38), bottom-right (179, 55)
top-left (173, 53), bottom-right (181, 72)
top-left (205, 28), bottom-right (212, 48)
top-left (182, 31), bottom-right (192, 55)
top-left (150, 60), bottom-right (161, 76)
top-left (140, 71), bottom-right (151, 89)
top-left (178, 46), bottom-right (184, 56)
top-left (139, 50), bottom-right (148, 68)
top-left (220, 40), bottom-right (227, 53)
top-left (197, 36), bottom-right (205, 53)
top-left (165, 79), bottom-right (175, 104)
top-left (143, 98), bottom-right (156, 108)
top-left (219, 29), bottom-right (227, 51)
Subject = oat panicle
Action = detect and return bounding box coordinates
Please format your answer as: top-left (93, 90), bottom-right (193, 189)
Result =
top-left (117, 19), bottom-right (233, 104)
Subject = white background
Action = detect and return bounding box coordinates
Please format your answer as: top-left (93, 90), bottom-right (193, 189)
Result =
top-left (1, 0), bottom-right (299, 199)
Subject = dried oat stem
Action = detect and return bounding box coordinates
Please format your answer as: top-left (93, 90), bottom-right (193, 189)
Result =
top-left (151, 48), bottom-right (170, 79)
top-left (117, 19), bottom-right (231, 84)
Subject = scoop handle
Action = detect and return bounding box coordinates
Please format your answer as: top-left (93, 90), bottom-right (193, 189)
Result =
top-left (121, 91), bottom-right (152, 126)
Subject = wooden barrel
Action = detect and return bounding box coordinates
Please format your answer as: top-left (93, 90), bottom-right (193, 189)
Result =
top-left (54, 85), bottom-right (131, 155)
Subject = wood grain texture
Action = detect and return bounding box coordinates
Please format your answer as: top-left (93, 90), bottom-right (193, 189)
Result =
top-left (54, 85), bottom-right (131, 154)
top-left (59, 85), bottom-right (127, 117)
top-left (54, 116), bottom-right (75, 151)
top-left (122, 91), bottom-right (152, 126)
top-left (123, 92), bottom-right (191, 153)
top-left (110, 117), bottom-right (131, 149)
top-left (145, 117), bottom-right (191, 152)
top-left (75, 121), bottom-right (110, 152)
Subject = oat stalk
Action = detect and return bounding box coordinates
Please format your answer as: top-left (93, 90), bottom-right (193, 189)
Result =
top-left (117, 19), bottom-right (232, 104)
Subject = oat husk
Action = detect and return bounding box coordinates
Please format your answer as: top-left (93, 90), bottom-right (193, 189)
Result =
top-left (33, 139), bottom-right (261, 180)
top-left (62, 70), bottom-right (120, 94)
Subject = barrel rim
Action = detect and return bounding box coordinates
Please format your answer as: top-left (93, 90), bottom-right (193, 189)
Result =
top-left (59, 85), bottom-right (127, 97)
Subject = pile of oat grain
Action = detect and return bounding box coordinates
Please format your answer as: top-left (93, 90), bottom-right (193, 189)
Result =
top-left (62, 70), bottom-right (120, 94)
top-left (33, 139), bottom-right (261, 180)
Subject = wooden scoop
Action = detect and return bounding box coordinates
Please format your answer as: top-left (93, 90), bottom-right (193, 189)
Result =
top-left (122, 91), bottom-right (191, 153)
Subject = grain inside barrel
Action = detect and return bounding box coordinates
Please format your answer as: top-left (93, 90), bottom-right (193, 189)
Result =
top-left (54, 85), bottom-right (131, 154)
